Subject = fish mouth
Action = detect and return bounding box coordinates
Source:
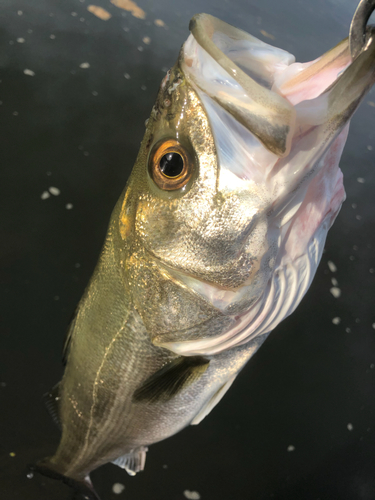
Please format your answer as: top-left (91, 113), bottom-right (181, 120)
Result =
top-left (181, 14), bottom-right (375, 162)
top-left (182, 14), bottom-right (297, 157)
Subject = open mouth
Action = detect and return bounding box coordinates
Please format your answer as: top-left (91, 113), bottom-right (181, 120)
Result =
top-left (181, 14), bottom-right (375, 162)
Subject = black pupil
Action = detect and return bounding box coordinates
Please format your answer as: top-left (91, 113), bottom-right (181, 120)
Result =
top-left (159, 152), bottom-right (184, 178)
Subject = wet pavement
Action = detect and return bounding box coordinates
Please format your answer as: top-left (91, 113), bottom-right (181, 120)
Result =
top-left (1, 0), bottom-right (375, 499)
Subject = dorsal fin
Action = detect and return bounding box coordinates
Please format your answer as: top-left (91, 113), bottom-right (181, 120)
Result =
top-left (43, 382), bottom-right (61, 429)
top-left (133, 356), bottom-right (210, 403)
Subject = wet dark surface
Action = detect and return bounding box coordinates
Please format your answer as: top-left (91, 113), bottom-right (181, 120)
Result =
top-left (1, 0), bottom-right (375, 499)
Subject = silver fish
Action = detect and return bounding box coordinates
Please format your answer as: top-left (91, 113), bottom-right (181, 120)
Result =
top-left (35, 11), bottom-right (375, 500)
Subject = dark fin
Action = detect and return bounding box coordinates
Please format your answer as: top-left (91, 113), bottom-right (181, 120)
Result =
top-left (43, 382), bottom-right (61, 429)
top-left (112, 446), bottom-right (148, 476)
top-left (133, 356), bottom-right (210, 403)
top-left (31, 459), bottom-right (101, 500)
top-left (62, 306), bottom-right (79, 365)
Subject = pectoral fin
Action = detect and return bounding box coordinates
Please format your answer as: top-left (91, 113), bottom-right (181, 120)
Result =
top-left (133, 356), bottom-right (209, 403)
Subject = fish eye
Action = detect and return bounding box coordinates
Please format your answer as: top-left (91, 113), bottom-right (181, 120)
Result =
top-left (149, 139), bottom-right (193, 191)
top-left (160, 152), bottom-right (184, 178)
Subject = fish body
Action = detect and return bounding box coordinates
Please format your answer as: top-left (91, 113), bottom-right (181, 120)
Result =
top-left (37, 13), bottom-right (375, 499)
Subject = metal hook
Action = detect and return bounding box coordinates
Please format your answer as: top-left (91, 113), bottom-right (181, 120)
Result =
top-left (349, 0), bottom-right (375, 59)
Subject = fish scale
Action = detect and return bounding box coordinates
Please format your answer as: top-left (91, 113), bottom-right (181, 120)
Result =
top-left (35, 11), bottom-right (375, 500)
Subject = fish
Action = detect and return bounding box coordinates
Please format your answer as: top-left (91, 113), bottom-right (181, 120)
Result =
top-left (35, 13), bottom-right (375, 500)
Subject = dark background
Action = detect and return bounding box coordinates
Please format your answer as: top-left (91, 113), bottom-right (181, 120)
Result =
top-left (1, 0), bottom-right (375, 499)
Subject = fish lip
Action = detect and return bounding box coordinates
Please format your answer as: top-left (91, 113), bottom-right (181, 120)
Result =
top-left (182, 13), bottom-right (297, 157)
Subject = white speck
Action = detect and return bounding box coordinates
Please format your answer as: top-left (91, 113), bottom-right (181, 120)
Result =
top-left (71, 11), bottom-right (78, 16)
top-left (13, 111), bottom-right (19, 116)
top-left (347, 423), bottom-right (353, 431)
top-left (331, 277), bottom-right (338, 286)
top-left (26, 472), bottom-right (34, 479)
top-left (75, 263), bottom-right (81, 268)
top-left (66, 203), bottom-right (73, 210)
top-left (356, 215), bottom-right (362, 221)
top-left (345, 327), bottom-right (351, 333)
top-left (41, 191), bottom-right (50, 200)
top-left (327, 261), bottom-right (337, 272)
top-left (287, 445), bottom-right (295, 452)
top-left (124, 73), bottom-right (130, 79)
top-left (372, 323), bottom-right (375, 329)
top-left (355, 318), bottom-right (360, 323)
top-left (79, 62), bottom-right (90, 69)
top-left (46, 171), bottom-right (52, 176)
top-left (54, 295), bottom-right (60, 301)
top-left (80, 17), bottom-right (85, 22)
top-left (370, 364), bottom-right (375, 369)
top-left (368, 145), bottom-right (373, 151)
top-left (143, 36), bottom-right (151, 44)
top-left (330, 287), bottom-right (341, 298)
top-left (49, 13), bottom-right (54, 17)
top-left (16, 37), bottom-right (25, 43)
top-left (83, 151), bottom-right (89, 156)
top-left (352, 203), bottom-right (357, 209)
top-left (24, 68), bottom-right (35, 76)
top-left (27, 29), bottom-right (33, 34)
top-left (92, 91), bottom-right (98, 96)
top-left (332, 317), bottom-right (341, 325)
top-left (49, 186), bottom-right (60, 196)
top-left (370, 268), bottom-right (374, 274)
top-left (357, 177), bottom-right (365, 183)
top-left (349, 255), bottom-right (355, 260)
top-left (50, 34), bottom-right (56, 39)
top-left (141, 85), bottom-right (147, 90)
top-left (123, 27), bottom-right (129, 32)
top-left (183, 491), bottom-right (201, 500)
top-left (154, 19), bottom-right (166, 28)
top-left (17, 10), bottom-right (23, 15)
top-left (0, 101), bottom-right (2, 105)
top-left (162, 464), bottom-right (168, 469)
top-left (137, 46), bottom-right (144, 52)
top-left (1, 382), bottom-right (6, 387)
top-left (112, 483), bottom-right (125, 494)
top-left (70, 70), bottom-right (76, 75)
top-left (353, 245), bottom-right (358, 250)
top-left (162, 66), bottom-right (169, 73)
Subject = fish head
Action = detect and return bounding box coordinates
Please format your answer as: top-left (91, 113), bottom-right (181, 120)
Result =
top-left (121, 62), bottom-right (273, 293)
top-left (118, 15), bottom-right (375, 355)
